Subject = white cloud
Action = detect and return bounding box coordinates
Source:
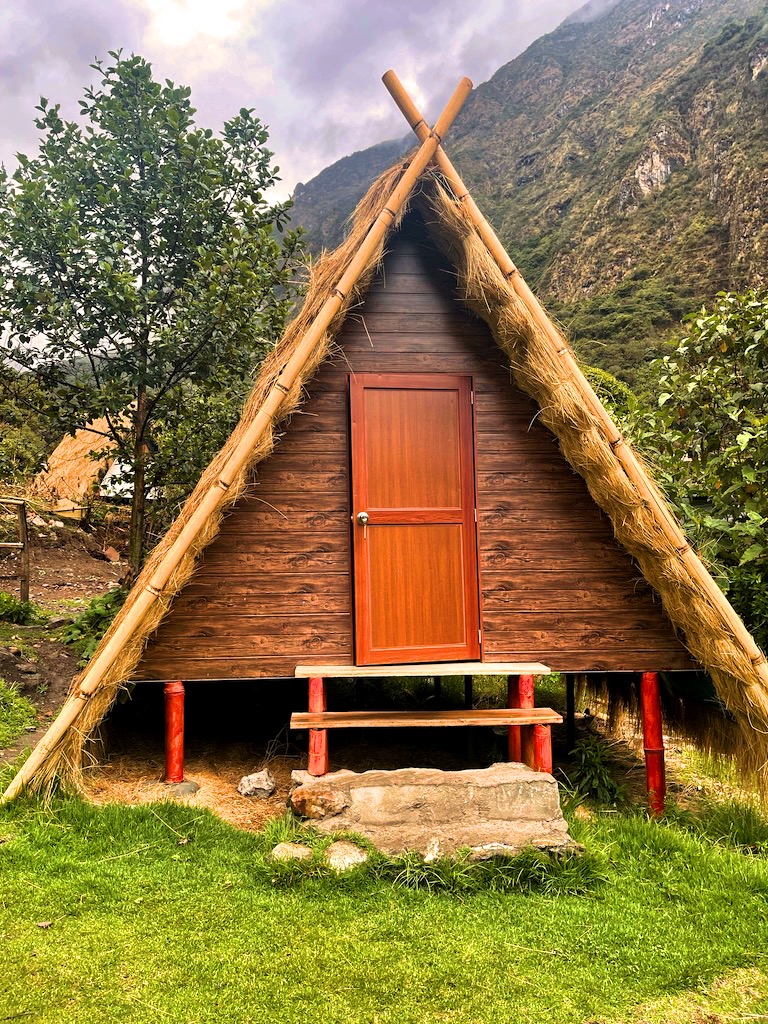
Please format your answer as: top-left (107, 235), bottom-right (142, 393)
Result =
top-left (0, 0), bottom-right (588, 198)
top-left (139, 0), bottom-right (254, 47)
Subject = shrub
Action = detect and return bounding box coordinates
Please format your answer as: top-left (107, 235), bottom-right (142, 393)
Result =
top-left (0, 423), bottom-right (48, 481)
top-left (564, 735), bottom-right (628, 806)
top-left (0, 591), bottom-right (45, 625)
top-left (60, 588), bottom-right (126, 664)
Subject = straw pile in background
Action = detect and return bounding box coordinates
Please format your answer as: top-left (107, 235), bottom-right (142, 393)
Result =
top-left (416, 173), bottom-right (768, 780)
top-left (572, 672), bottom-right (737, 762)
top-left (31, 418), bottom-right (117, 510)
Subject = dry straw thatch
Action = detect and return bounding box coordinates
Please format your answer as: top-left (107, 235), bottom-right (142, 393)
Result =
top-left (7, 156), bottom-right (768, 796)
top-left (32, 418), bottom-right (117, 511)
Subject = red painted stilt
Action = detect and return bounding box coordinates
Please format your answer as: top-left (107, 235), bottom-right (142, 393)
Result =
top-left (533, 724), bottom-right (553, 774)
top-left (519, 674), bottom-right (536, 769)
top-left (507, 675), bottom-right (522, 762)
top-left (164, 680), bottom-right (185, 784)
top-left (308, 676), bottom-right (329, 776)
top-left (640, 670), bottom-right (666, 816)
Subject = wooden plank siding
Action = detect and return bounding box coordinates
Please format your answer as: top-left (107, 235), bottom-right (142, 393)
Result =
top-left (135, 214), bottom-right (694, 680)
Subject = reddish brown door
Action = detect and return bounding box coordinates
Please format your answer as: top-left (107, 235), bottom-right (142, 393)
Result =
top-left (350, 373), bottom-right (481, 666)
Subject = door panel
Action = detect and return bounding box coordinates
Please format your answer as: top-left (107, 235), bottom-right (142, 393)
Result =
top-left (368, 525), bottom-right (467, 651)
top-left (363, 389), bottom-right (462, 509)
top-left (351, 373), bottom-right (481, 665)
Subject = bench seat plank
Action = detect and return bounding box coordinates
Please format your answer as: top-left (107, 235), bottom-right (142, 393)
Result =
top-left (291, 708), bottom-right (562, 729)
top-left (294, 662), bottom-right (550, 678)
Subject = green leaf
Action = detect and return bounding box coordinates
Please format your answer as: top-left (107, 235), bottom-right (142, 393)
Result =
top-left (740, 544), bottom-right (765, 566)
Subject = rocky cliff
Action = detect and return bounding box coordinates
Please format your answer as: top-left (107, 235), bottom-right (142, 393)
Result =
top-left (291, 0), bottom-right (768, 384)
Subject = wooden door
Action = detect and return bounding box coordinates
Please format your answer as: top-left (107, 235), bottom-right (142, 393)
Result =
top-left (350, 373), bottom-right (481, 666)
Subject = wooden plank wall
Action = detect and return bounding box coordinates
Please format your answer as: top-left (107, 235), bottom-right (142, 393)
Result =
top-left (136, 214), bottom-right (694, 680)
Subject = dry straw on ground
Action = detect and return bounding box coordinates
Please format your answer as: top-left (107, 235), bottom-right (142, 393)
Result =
top-left (83, 746), bottom-right (298, 831)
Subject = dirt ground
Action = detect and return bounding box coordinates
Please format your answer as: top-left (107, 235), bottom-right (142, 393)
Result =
top-left (0, 517), bottom-right (124, 760)
top-left (3, 519), bottom-right (124, 612)
top-left (84, 745), bottom-right (302, 831)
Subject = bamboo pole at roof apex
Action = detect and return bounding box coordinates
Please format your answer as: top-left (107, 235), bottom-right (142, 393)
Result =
top-left (381, 68), bottom-right (768, 685)
top-left (1, 76), bottom-right (473, 804)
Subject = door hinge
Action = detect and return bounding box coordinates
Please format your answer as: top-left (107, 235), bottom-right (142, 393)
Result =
top-left (478, 629), bottom-right (482, 645)
top-left (470, 389), bottom-right (474, 406)
top-left (474, 507), bottom-right (477, 523)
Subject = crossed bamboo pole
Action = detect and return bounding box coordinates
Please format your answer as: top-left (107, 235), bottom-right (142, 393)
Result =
top-left (1, 77), bottom-right (473, 803)
top-left (382, 70), bottom-right (768, 688)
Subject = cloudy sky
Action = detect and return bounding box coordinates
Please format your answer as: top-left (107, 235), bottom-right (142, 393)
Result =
top-left (1, 0), bottom-right (589, 199)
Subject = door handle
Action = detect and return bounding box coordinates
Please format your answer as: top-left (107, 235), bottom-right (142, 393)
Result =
top-left (356, 511), bottom-right (369, 526)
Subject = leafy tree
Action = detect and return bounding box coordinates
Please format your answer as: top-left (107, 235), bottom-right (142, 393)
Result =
top-left (0, 53), bottom-right (303, 575)
top-left (0, 369), bottom-right (58, 482)
top-left (630, 291), bottom-right (768, 647)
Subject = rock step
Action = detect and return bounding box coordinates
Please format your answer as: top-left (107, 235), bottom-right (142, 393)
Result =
top-left (289, 762), bottom-right (573, 857)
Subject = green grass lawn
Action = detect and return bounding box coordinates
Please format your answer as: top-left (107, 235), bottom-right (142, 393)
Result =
top-left (0, 679), bottom-right (37, 748)
top-left (2, 775), bottom-right (768, 1024)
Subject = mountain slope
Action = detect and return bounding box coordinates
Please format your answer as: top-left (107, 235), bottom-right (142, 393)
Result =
top-left (291, 0), bottom-right (768, 385)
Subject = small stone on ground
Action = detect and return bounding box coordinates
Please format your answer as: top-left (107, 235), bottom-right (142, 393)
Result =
top-left (324, 841), bottom-right (368, 872)
top-left (270, 842), bottom-right (313, 862)
top-left (468, 843), bottom-right (520, 861)
top-left (165, 780), bottom-right (199, 797)
top-left (237, 769), bottom-right (276, 798)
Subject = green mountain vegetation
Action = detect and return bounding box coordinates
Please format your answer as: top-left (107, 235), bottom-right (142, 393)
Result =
top-left (291, 0), bottom-right (768, 388)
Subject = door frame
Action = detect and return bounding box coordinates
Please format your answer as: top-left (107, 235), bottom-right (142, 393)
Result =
top-left (349, 372), bottom-right (482, 666)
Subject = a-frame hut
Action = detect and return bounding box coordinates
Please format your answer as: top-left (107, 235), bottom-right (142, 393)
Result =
top-left (5, 74), bottom-right (768, 805)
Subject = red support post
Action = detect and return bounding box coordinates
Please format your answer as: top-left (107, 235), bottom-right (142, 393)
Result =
top-left (533, 724), bottom-right (553, 774)
top-left (507, 675), bottom-right (521, 762)
top-left (519, 673), bottom-right (536, 769)
top-left (640, 670), bottom-right (666, 817)
top-left (308, 676), bottom-right (329, 777)
top-left (164, 680), bottom-right (185, 784)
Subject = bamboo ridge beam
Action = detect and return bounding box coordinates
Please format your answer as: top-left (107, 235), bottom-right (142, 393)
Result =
top-left (1, 77), bottom-right (473, 804)
top-left (382, 70), bottom-right (768, 686)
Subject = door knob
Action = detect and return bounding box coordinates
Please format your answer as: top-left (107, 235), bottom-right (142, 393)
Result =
top-left (356, 511), bottom-right (369, 526)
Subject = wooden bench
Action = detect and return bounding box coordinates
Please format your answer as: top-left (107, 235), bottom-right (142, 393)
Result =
top-left (294, 662), bottom-right (551, 678)
top-left (291, 709), bottom-right (562, 729)
top-left (291, 665), bottom-right (558, 777)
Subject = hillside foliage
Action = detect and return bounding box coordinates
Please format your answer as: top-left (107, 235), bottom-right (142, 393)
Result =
top-left (291, 0), bottom-right (768, 388)
top-left (628, 291), bottom-right (768, 648)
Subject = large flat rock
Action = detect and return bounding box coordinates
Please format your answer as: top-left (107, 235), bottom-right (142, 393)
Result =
top-left (289, 762), bottom-right (573, 857)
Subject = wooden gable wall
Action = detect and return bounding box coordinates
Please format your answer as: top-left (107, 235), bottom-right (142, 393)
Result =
top-left (135, 214), bottom-right (694, 681)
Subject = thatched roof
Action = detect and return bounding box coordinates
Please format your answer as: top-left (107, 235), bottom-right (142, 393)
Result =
top-left (5, 150), bottom-right (768, 800)
top-left (31, 419), bottom-right (117, 514)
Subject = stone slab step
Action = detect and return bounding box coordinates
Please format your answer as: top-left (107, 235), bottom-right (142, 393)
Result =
top-left (289, 762), bottom-right (573, 857)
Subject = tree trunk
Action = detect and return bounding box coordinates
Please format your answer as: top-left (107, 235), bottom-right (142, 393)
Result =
top-left (127, 388), bottom-right (149, 581)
